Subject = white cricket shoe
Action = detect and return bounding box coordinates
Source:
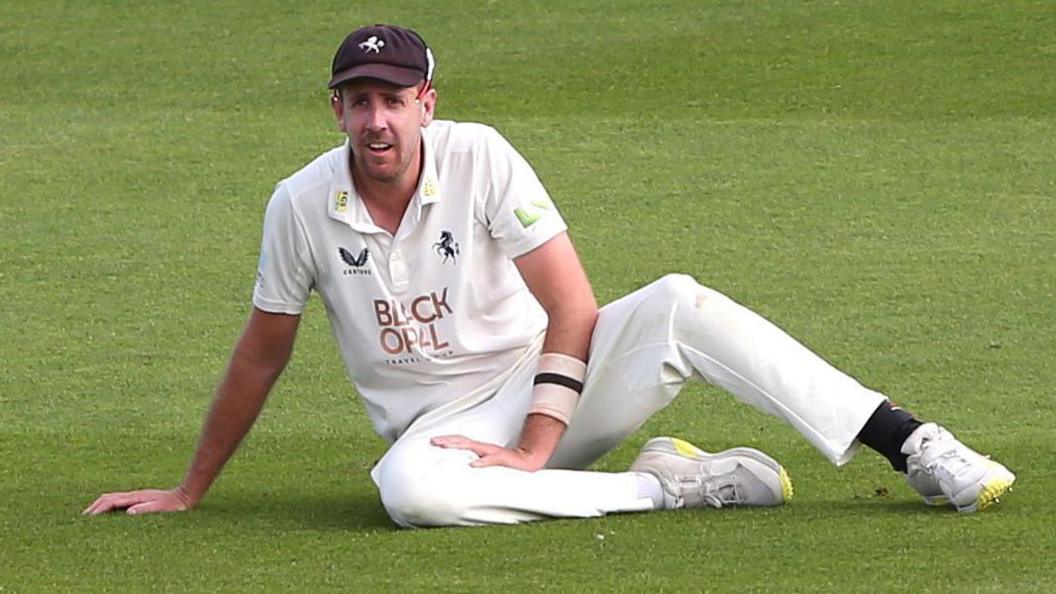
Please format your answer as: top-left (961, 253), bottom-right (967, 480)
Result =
top-left (630, 437), bottom-right (793, 509)
top-left (901, 423), bottom-right (1016, 513)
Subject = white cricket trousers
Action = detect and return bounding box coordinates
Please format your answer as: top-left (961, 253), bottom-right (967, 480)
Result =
top-left (370, 274), bottom-right (887, 527)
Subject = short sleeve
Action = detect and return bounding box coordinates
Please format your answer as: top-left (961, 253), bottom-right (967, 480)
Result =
top-left (252, 183), bottom-right (315, 314)
top-left (480, 128), bottom-right (568, 258)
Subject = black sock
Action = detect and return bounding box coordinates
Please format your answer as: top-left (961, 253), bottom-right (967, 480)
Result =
top-left (856, 402), bottom-right (923, 472)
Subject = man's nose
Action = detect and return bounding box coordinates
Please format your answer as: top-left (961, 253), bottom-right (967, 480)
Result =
top-left (365, 103), bottom-right (387, 131)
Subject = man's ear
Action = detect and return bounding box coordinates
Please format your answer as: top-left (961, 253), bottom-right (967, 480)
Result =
top-left (420, 87), bottom-right (437, 127)
top-left (331, 92), bottom-right (347, 133)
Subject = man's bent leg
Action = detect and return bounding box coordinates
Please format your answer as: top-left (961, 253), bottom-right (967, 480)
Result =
top-left (551, 274), bottom-right (886, 469)
top-left (373, 437), bottom-right (653, 527)
top-left (373, 435), bottom-right (788, 527)
top-left (369, 363), bottom-right (654, 528)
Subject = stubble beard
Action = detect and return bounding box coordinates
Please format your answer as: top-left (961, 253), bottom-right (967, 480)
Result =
top-left (352, 146), bottom-right (408, 186)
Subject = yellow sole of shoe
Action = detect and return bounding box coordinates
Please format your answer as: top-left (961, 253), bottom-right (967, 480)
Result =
top-left (973, 476), bottom-right (1015, 512)
top-left (779, 467), bottom-right (794, 502)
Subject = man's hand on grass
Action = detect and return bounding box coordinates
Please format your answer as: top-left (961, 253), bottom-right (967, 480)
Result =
top-left (83, 486), bottom-right (195, 516)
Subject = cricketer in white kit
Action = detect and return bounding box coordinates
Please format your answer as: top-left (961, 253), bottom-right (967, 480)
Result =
top-left (85, 24), bottom-right (1016, 525)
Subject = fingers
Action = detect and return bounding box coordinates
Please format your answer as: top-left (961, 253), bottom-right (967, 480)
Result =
top-left (430, 434), bottom-right (471, 448)
top-left (430, 435), bottom-right (495, 456)
top-left (83, 495), bottom-right (109, 515)
top-left (469, 453), bottom-right (506, 469)
top-left (83, 491), bottom-right (146, 516)
top-left (83, 489), bottom-right (187, 517)
top-left (470, 451), bottom-right (537, 471)
top-left (430, 436), bottom-right (542, 471)
top-left (126, 497), bottom-right (183, 516)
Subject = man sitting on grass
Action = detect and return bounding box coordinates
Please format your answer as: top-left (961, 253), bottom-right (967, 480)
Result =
top-left (86, 24), bottom-right (1014, 526)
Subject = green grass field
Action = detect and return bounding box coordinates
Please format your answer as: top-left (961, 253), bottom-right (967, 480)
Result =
top-left (3, 1), bottom-right (1054, 591)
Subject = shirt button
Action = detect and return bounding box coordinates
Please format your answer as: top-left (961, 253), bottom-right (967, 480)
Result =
top-left (389, 250), bottom-right (409, 293)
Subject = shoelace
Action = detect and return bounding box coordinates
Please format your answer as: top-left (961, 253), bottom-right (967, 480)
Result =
top-left (677, 473), bottom-right (741, 508)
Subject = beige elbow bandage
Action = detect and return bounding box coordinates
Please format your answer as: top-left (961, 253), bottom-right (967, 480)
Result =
top-left (527, 353), bottom-right (587, 426)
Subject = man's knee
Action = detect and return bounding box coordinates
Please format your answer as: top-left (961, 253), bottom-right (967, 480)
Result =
top-left (625, 273), bottom-right (740, 339)
top-left (375, 447), bottom-right (472, 528)
top-left (651, 273), bottom-right (699, 300)
top-left (641, 273), bottom-right (726, 315)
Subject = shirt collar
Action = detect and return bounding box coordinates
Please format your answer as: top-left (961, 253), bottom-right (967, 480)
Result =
top-left (327, 126), bottom-right (441, 233)
top-left (417, 125), bottom-right (442, 206)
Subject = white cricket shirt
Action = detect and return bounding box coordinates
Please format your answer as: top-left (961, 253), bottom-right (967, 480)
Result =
top-left (253, 120), bottom-right (567, 442)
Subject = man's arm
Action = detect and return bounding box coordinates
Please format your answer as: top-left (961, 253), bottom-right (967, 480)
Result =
top-left (519, 232), bottom-right (597, 361)
top-left (84, 307), bottom-right (300, 515)
top-left (431, 232), bottom-right (598, 470)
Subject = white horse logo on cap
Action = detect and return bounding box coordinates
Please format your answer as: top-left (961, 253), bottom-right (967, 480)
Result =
top-left (358, 36), bottom-right (385, 53)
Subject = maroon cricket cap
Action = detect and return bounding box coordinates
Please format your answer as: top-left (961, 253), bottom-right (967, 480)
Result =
top-left (328, 24), bottom-right (435, 89)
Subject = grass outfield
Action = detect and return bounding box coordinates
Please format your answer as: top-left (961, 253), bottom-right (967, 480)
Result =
top-left (2, 0), bottom-right (1054, 591)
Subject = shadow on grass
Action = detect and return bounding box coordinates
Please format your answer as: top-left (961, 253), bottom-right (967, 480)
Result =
top-left (197, 491), bottom-right (397, 532)
top-left (789, 497), bottom-right (959, 516)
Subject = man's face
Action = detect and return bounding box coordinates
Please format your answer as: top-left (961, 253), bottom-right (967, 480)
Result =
top-left (331, 79), bottom-right (436, 187)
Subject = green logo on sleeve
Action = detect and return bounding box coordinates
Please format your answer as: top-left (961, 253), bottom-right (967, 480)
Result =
top-left (514, 199), bottom-right (552, 228)
top-left (515, 207), bottom-right (540, 227)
